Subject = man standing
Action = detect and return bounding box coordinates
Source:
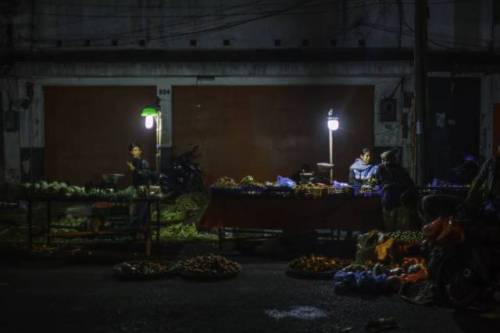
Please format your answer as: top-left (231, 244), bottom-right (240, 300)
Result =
top-left (127, 143), bottom-right (152, 229)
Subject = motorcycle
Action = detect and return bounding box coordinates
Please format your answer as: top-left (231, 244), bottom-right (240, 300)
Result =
top-left (424, 205), bottom-right (500, 308)
top-left (159, 146), bottom-right (205, 195)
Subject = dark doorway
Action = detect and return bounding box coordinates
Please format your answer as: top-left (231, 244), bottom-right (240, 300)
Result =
top-left (426, 77), bottom-right (480, 183)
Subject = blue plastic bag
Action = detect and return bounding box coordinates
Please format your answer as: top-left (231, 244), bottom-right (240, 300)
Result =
top-left (277, 176), bottom-right (296, 188)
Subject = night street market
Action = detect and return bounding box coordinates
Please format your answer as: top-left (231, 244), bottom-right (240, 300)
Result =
top-left (1, 1), bottom-right (500, 332)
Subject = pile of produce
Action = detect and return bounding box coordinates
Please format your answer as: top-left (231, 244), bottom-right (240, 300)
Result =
top-left (385, 231), bottom-right (424, 243)
top-left (287, 255), bottom-right (347, 279)
top-left (113, 260), bottom-right (173, 280)
top-left (158, 223), bottom-right (217, 242)
top-left (152, 192), bottom-right (207, 224)
top-left (177, 254), bottom-right (241, 280)
top-left (240, 175), bottom-right (265, 189)
top-left (212, 177), bottom-right (238, 189)
top-left (333, 259), bottom-right (428, 294)
top-left (356, 230), bottom-right (424, 265)
top-left (19, 181), bottom-right (163, 200)
top-left (175, 193), bottom-right (201, 212)
top-left (294, 183), bottom-right (329, 198)
top-left (55, 215), bottom-right (89, 231)
top-left (20, 181), bottom-right (86, 198)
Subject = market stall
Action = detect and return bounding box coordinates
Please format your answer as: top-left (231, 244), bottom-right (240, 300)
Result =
top-left (200, 177), bottom-right (383, 235)
top-left (201, 194), bottom-right (382, 232)
top-left (17, 181), bottom-right (162, 256)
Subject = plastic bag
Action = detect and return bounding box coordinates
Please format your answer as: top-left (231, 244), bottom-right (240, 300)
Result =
top-left (277, 175), bottom-right (296, 188)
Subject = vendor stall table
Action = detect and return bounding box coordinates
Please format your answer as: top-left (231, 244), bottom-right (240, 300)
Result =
top-left (200, 193), bottom-right (383, 241)
top-left (24, 197), bottom-right (161, 256)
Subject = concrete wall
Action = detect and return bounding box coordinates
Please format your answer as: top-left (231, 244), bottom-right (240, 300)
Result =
top-left (3, 0), bottom-right (497, 51)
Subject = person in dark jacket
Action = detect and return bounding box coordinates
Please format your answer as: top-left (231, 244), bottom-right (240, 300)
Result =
top-left (376, 150), bottom-right (416, 209)
top-left (349, 148), bottom-right (378, 186)
top-left (127, 143), bottom-right (152, 187)
top-left (127, 143), bottom-right (151, 229)
top-left (375, 150), bottom-right (417, 230)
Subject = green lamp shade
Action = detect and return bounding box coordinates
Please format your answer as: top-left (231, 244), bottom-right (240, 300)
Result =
top-left (141, 106), bottom-right (158, 117)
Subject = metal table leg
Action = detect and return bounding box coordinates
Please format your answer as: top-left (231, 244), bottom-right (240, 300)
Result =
top-left (46, 201), bottom-right (51, 246)
top-left (218, 227), bottom-right (224, 250)
top-left (156, 199), bottom-right (160, 250)
top-left (27, 200), bottom-right (33, 250)
top-left (145, 201), bottom-right (152, 257)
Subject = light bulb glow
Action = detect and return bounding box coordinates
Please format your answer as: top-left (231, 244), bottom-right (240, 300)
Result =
top-left (145, 115), bottom-right (154, 129)
top-left (328, 118), bottom-right (339, 131)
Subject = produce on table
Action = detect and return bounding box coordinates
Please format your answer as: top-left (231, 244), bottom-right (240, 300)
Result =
top-left (19, 182), bottom-right (163, 200)
top-left (154, 209), bottom-right (187, 223)
top-left (177, 254), bottom-right (241, 280)
top-left (239, 175), bottom-right (265, 188)
top-left (240, 175), bottom-right (255, 185)
top-left (55, 215), bottom-right (89, 231)
top-left (151, 192), bottom-right (207, 223)
top-left (159, 223), bottom-right (217, 242)
top-left (294, 183), bottom-right (329, 198)
top-left (288, 255), bottom-right (346, 273)
top-left (175, 193), bottom-right (200, 212)
top-left (213, 177), bottom-right (238, 188)
top-left (113, 260), bottom-right (173, 280)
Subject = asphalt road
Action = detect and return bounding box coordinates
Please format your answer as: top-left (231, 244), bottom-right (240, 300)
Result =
top-left (1, 259), bottom-right (499, 333)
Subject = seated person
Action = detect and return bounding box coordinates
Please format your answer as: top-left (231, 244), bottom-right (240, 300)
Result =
top-left (375, 150), bottom-right (416, 210)
top-left (375, 150), bottom-right (417, 230)
top-left (349, 148), bottom-right (378, 186)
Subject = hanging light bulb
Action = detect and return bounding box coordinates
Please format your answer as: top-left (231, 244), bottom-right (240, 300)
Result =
top-left (327, 109), bottom-right (339, 131)
top-left (145, 115), bottom-right (154, 129)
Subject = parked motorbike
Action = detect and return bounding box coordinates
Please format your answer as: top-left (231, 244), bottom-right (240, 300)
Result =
top-left (425, 210), bottom-right (500, 308)
top-left (159, 146), bottom-right (205, 195)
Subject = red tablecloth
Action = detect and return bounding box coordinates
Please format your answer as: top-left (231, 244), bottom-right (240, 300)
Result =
top-left (200, 195), bottom-right (383, 231)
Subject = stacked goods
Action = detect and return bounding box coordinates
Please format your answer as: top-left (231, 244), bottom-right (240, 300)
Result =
top-left (177, 254), bottom-right (241, 280)
top-left (55, 215), bottom-right (89, 231)
top-left (19, 182), bottom-right (163, 201)
top-left (152, 192), bottom-right (207, 224)
top-left (20, 181), bottom-right (86, 198)
top-left (175, 193), bottom-right (200, 212)
top-left (287, 255), bottom-right (348, 279)
top-left (213, 177), bottom-right (238, 189)
top-left (385, 231), bottom-right (424, 243)
top-left (113, 260), bottom-right (173, 280)
top-left (356, 231), bottom-right (424, 265)
top-left (294, 183), bottom-right (329, 198)
top-left (333, 258), bottom-right (428, 294)
top-left (158, 223), bottom-right (217, 242)
top-left (239, 175), bottom-right (266, 189)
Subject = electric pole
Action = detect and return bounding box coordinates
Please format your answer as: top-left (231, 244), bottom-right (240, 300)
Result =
top-left (414, 0), bottom-right (428, 185)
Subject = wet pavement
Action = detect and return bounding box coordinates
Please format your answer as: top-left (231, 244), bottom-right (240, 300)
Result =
top-left (1, 259), bottom-right (500, 333)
